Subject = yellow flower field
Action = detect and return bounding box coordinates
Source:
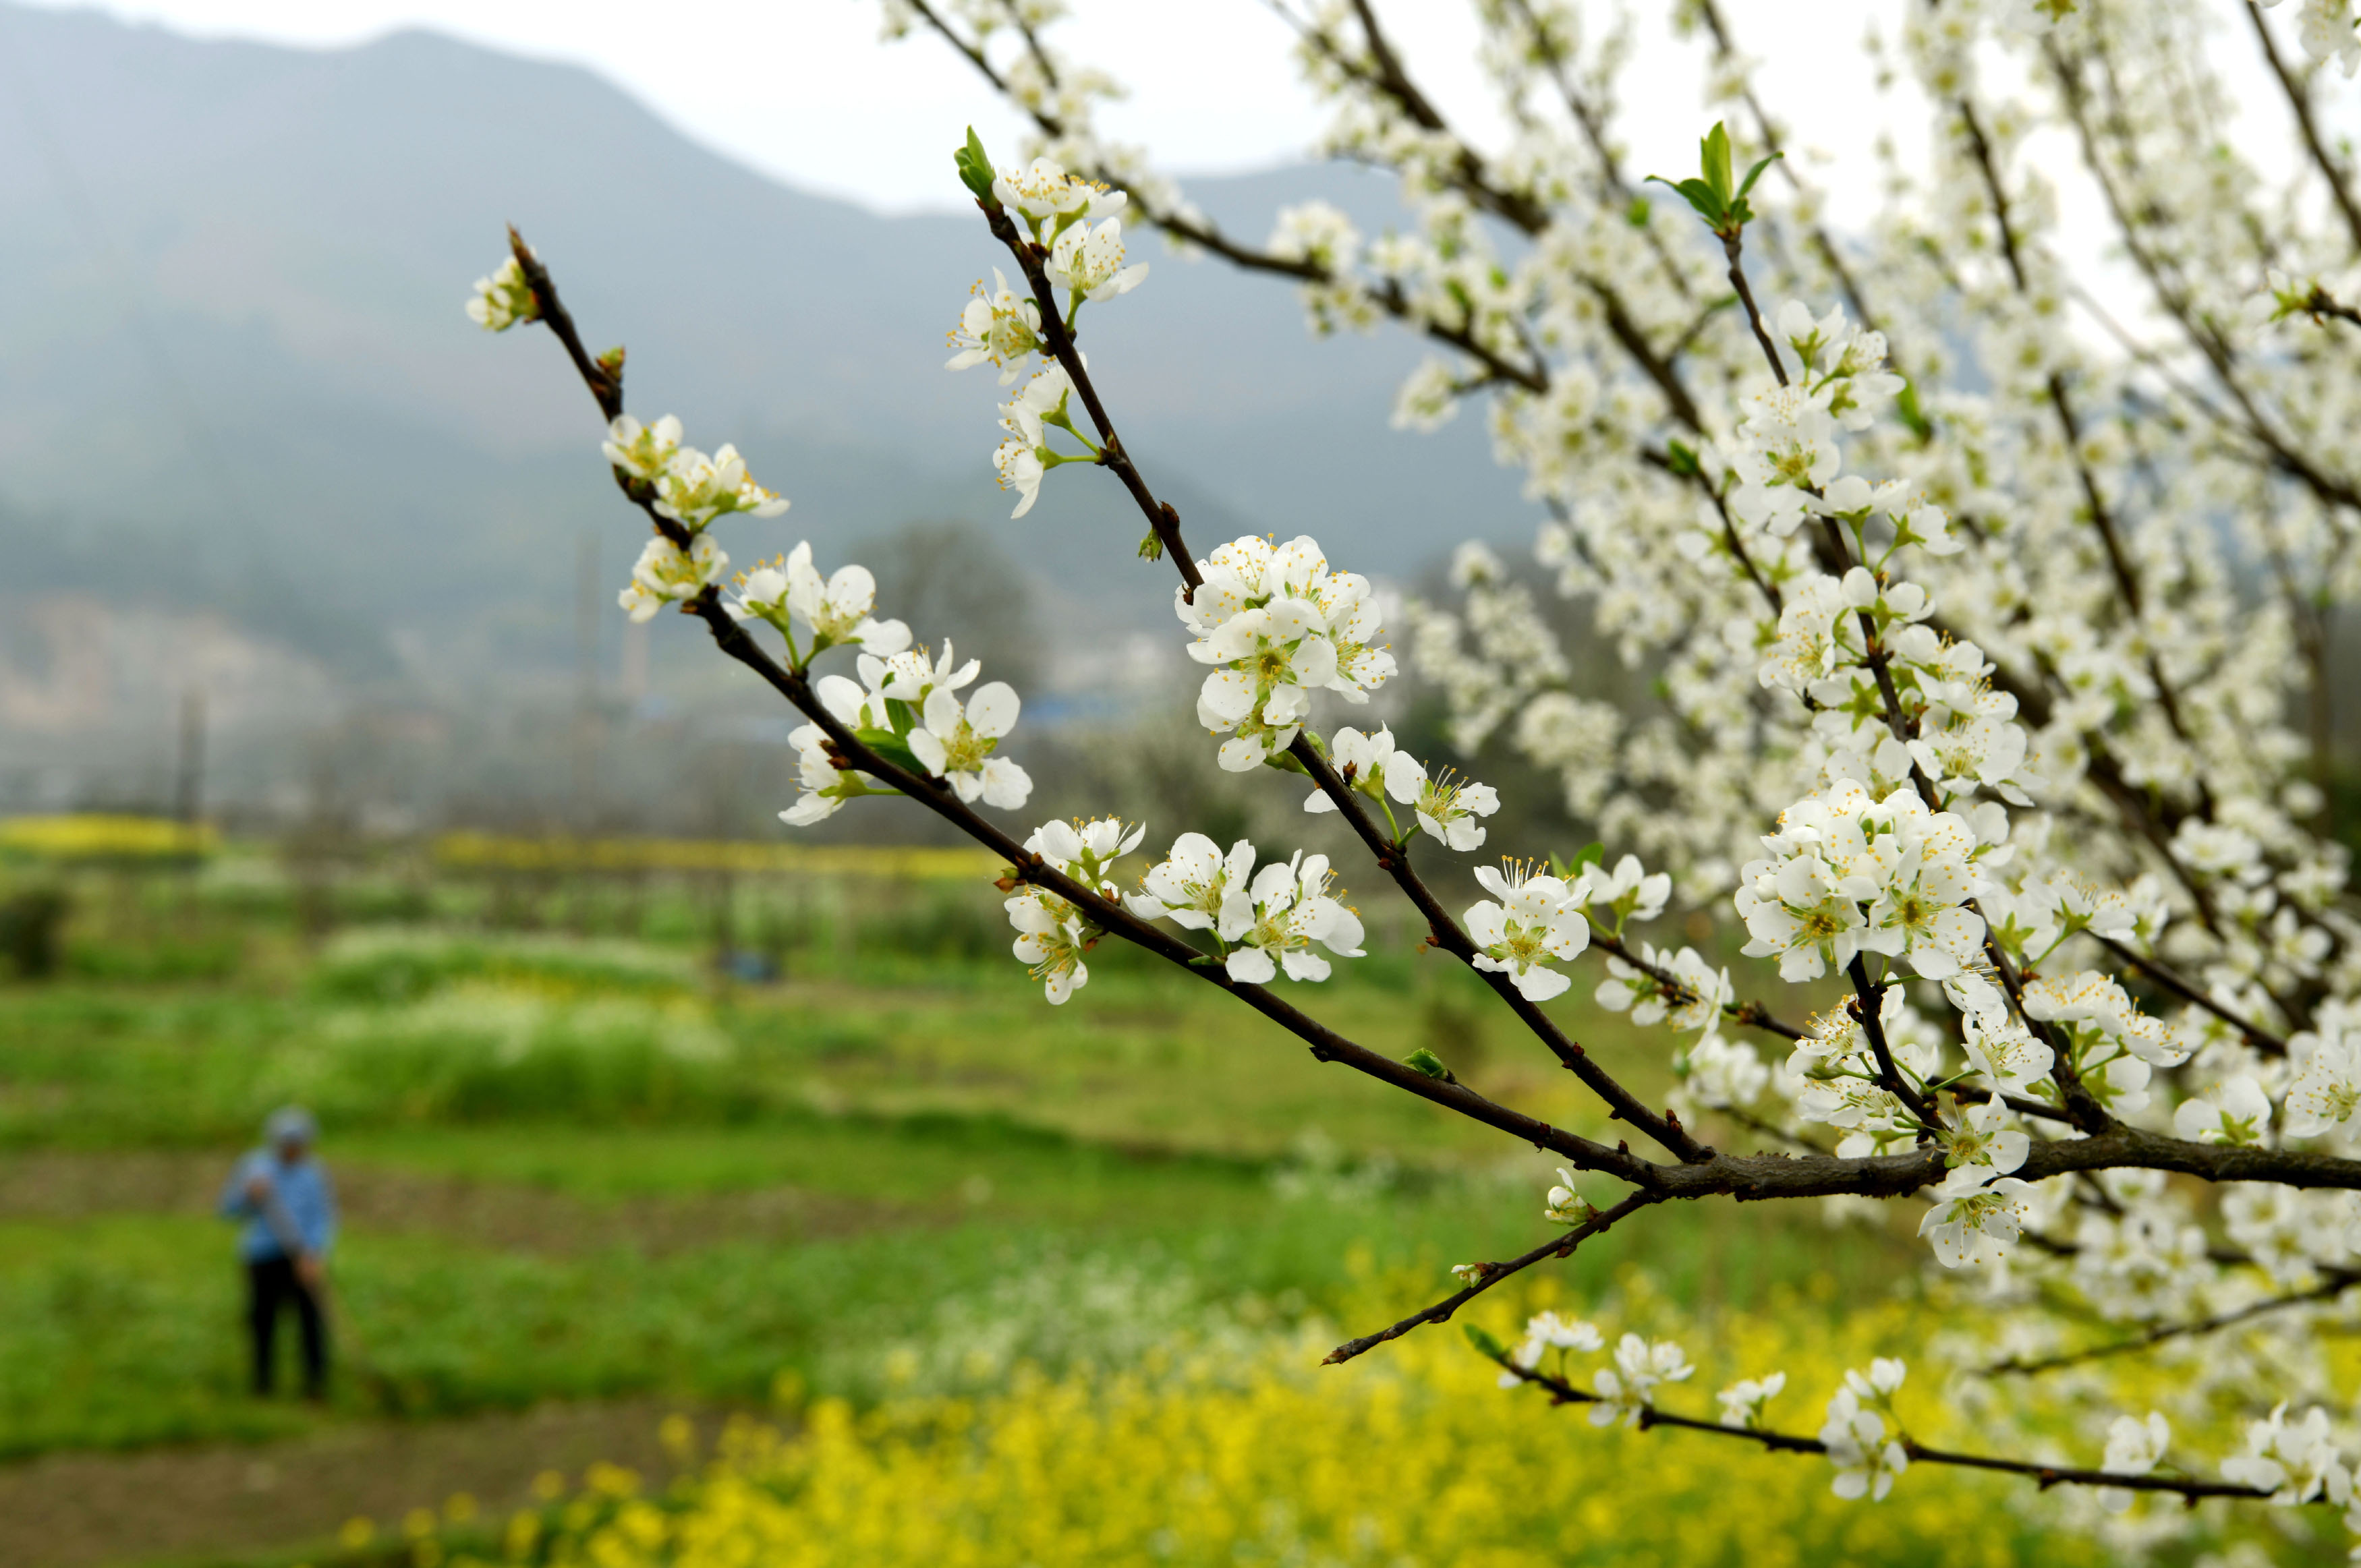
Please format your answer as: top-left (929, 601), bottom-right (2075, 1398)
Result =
top-left (449, 1273), bottom-right (2321, 1568)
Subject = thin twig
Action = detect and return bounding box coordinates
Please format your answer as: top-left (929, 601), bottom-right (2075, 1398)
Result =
top-left (1985, 1273), bottom-right (2359, 1376)
top-left (1495, 1361), bottom-right (2277, 1502)
top-left (1326, 1193), bottom-right (1659, 1364)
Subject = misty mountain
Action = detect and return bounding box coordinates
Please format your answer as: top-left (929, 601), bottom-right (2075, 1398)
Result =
top-left (0, 2), bottom-right (1530, 706)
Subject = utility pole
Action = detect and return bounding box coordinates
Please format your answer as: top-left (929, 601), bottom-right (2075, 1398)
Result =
top-left (572, 531), bottom-right (600, 832)
top-left (173, 685), bottom-right (205, 827)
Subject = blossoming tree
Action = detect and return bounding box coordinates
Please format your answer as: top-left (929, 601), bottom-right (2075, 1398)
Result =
top-left (467, 0), bottom-right (2361, 1548)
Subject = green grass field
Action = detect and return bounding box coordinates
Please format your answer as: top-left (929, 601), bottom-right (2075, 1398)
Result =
top-left (0, 856), bottom-right (2331, 1567)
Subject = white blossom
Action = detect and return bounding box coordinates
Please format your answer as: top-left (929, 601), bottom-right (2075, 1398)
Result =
top-left (1918, 1175), bottom-right (2034, 1267)
top-left (617, 533), bottom-right (728, 622)
top-left (1589, 1333), bottom-right (1694, 1427)
top-left (2094, 1412), bottom-right (2169, 1515)
top-left (992, 364), bottom-right (1080, 519)
top-left (2171, 1074), bottom-right (2273, 1146)
top-left (909, 680), bottom-right (1031, 808)
top-left (1047, 214), bottom-right (1148, 301)
top-left (1006, 888), bottom-right (1090, 1005)
top-left (1464, 861), bottom-right (1591, 1001)
top-left (1596, 942), bottom-right (1729, 1032)
top-left (2284, 1023), bottom-right (2361, 1140)
top-left (1214, 849), bottom-right (1365, 984)
top-left (1027, 817), bottom-right (1146, 898)
top-left (946, 268), bottom-right (1044, 382)
top-left (1496, 1310), bottom-right (1603, 1389)
top-left (729, 542), bottom-right (912, 658)
top-left (1129, 832), bottom-right (1256, 929)
top-left (1178, 534), bottom-right (1390, 770)
top-left (1541, 1165), bottom-right (1593, 1225)
top-left (1304, 724), bottom-right (1398, 813)
top-left (2219, 1404), bottom-right (2352, 1506)
top-left (1378, 750), bottom-right (1499, 851)
top-left (1936, 1095), bottom-right (2028, 1186)
top-left (1716, 1372), bottom-right (1787, 1430)
top-left (1821, 1368), bottom-right (1909, 1501)
top-left (602, 415), bottom-right (683, 483)
top-left (654, 444), bottom-right (789, 530)
top-left (1573, 853), bottom-right (1672, 927)
top-left (465, 253), bottom-right (538, 332)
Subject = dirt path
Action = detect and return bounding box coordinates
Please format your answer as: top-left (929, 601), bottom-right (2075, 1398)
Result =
top-left (0, 1397), bottom-right (725, 1568)
top-left (0, 1149), bottom-right (911, 1254)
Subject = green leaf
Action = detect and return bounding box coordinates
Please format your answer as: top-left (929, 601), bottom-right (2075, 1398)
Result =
top-left (1701, 121), bottom-right (1734, 203)
top-left (1404, 1047), bottom-right (1452, 1080)
top-left (853, 728), bottom-right (926, 778)
top-left (1571, 840), bottom-right (1605, 873)
top-left (1262, 752), bottom-right (1309, 776)
top-left (1464, 1323), bottom-right (1508, 1360)
top-left (1624, 195), bottom-right (1651, 228)
top-left (1735, 150), bottom-right (1784, 203)
top-left (1663, 440), bottom-right (1700, 478)
top-left (955, 127), bottom-right (998, 206)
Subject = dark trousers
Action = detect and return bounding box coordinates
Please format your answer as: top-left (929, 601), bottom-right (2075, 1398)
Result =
top-left (246, 1256), bottom-right (326, 1397)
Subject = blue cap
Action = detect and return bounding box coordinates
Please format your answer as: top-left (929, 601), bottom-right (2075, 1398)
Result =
top-left (265, 1105), bottom-right (318, 1146)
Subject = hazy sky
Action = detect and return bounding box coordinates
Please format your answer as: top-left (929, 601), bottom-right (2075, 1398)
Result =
top-left (16, 0), bottom-right (2330, 318)
top-left (20, 0), bottom-right (1910, 215)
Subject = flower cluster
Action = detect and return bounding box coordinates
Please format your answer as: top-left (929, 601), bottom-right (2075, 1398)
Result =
top-left (617, 534), bottom-right (729, 622)
top-left (772, 637), bottom-right (1035, 827)
top-left (600, 413), bottom-right (790, 535)
top-left (1589, 1334), bottom-right (1697, 1428)
top-left (1734, 778), bottom-right (1991, 983)
top-left (1463, 861), bottom-right (1591, 1001)
top-left (464, 253), bottom-right (538, 332)
top-left (731, 542), bottom-right (912, 662)
top-left (1821, 1360), bottom-right (1909, 1502)
top-left (1178, 535), bottom-right (1394, 770)
top-left (990, 364), bottom-right (1083, 518)
top-left (945, 268), bottom-right (1044, 384)
top-left (1129, 835), bottom-right (1365, 984)
top-left (944, 157), bottom-right (1151, 517)
top-left (1001, 818), bottom-right (1147, 1005)
top-left (1303, 724), bottom-right (1498, 850)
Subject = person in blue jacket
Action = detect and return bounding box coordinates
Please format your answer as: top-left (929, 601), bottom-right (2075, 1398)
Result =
top-left (217, 1106), bottom-right (337, 1399)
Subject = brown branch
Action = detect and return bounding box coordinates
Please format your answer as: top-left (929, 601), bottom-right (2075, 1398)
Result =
top-left (1722, 231), bottom-right (1788, 388)
top-left (904, 0), bottom-right (1552, 398)
top-left (1494, 1361), bottom-right (2275, 1502)
top-left (511, 233), bottom-right (2361, 1201)
top-left (1848, 955), bottom-right (1940, 1133)
top-left (978, 203), bottom-right (1198, 581)
top-left (1985, 1273), bottom-right (2359, 1376)
top-left (2089, 931), bottom-right (2289, 1057)
top-left (2243, 0), bottom-right (2361, 256)
top-left (2302, 286), bottom-right (2361, 330)
top-left (507, 231), bottom-right (1686, 1196)
top-left (1325, 1192), bottom-right (1659, 1364)
top-left (1286, 731), bottom-right (1709, 1162)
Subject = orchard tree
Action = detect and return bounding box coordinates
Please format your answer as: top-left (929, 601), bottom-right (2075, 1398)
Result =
top-left (470, 0), bottom-right (2361, 1550)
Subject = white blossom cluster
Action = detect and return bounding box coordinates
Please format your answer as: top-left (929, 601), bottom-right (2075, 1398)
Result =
top-left (594, 411), bottom-right (793, 623)
top-left (944, 154), bottom-right (1149, 517)
top-left (1127, 832), bottom-right (1366, 985)
top-left (461, 0), bottom-right (2361, 1537)
top-left (877, 0), bottom-right (2361, 1541)
top-left (1306, 724), bottom-right (1500, 852)
top-left (1177, 535), bottom-right (1396, 770)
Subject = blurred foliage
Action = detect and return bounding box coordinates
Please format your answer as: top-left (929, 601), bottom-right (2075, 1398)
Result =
top-left (0, 813), bottom-right (216, 863)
